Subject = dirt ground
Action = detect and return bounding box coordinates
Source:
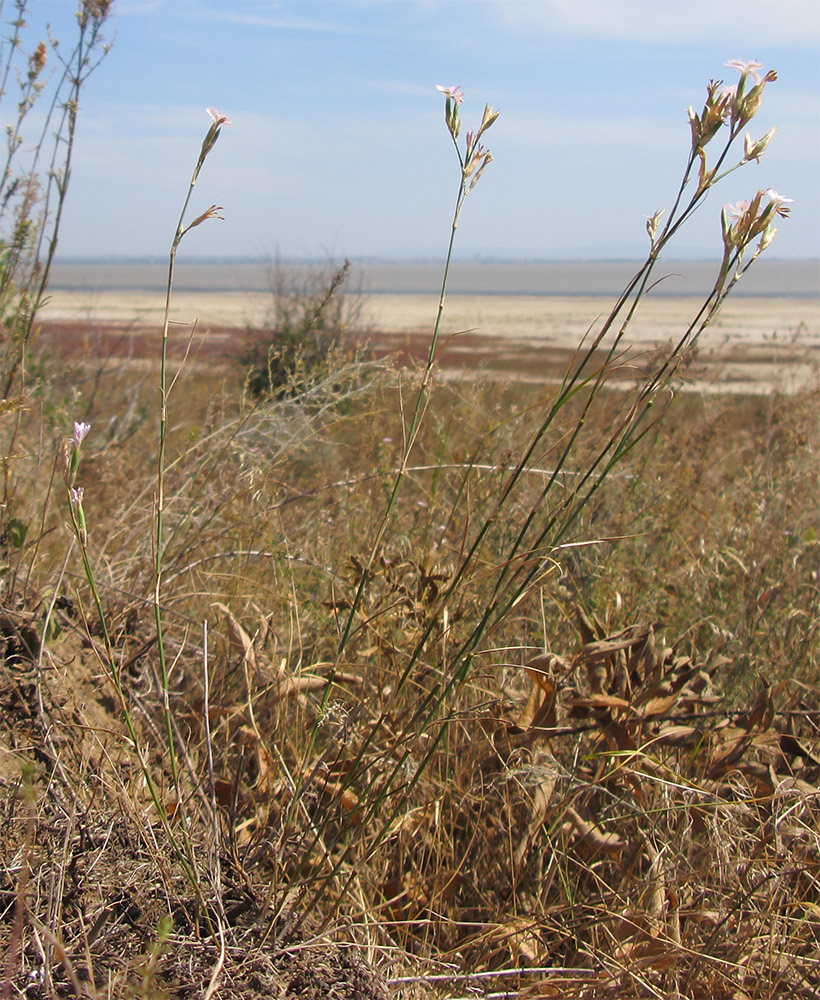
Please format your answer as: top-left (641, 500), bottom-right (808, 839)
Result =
top-left (37, 290), bottom-right (819, 393)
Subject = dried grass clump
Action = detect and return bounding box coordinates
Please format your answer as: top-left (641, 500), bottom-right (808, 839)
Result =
top-left (3, 570), bottom-right (817, 997)
top-left (2, 359), bottom-right (816, 998)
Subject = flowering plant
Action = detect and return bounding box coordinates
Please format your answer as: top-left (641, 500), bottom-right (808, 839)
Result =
top-left (436, 83), bottom-right (499, 193)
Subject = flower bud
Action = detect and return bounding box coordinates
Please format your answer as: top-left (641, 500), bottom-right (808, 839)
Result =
top-left (697, 149), bottom-right (716, 193)
top-left (69, 487), bottom-right (87, 544)
top-left (757, 225), bottom-right (778, 254)
top-left (644, 209), bottom-right (664, 249)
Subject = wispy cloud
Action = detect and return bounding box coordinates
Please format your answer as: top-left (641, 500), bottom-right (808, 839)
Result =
top-left (118, 0), bottom-right (378, 33)
top-left (191, 6), bottom-right (372, 36)
top-left (493, 0), bottom-right (820, 46)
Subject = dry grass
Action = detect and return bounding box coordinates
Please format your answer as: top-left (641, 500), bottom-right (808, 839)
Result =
top-left (2, 22), bottom-right (816, 997)
top-left (0, 338), bottom-right (817, 998)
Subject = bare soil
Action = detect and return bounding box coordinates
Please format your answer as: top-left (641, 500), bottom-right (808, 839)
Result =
top-left (35, 315), bottom-right (820, 395)
top-left (36, 289), bottom-right (820, 392)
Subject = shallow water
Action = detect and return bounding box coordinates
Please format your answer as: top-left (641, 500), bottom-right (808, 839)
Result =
top-left (49, 257), bottom-right (820, 298)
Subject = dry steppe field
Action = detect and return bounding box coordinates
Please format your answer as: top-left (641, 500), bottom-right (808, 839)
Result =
top-left (3, 289), bottom-right (819, 998)
top-left (4, 6), bottom-right (818, 993)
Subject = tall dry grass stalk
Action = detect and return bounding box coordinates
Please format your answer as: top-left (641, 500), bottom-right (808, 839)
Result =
top-left (0, 0), bottom-right (111, 397)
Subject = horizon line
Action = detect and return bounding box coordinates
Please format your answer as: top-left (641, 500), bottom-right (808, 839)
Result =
top-left (52, 254), bottom-right (820, 265)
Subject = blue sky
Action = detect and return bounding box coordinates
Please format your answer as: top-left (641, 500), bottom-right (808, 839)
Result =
top-left (17, 0), bottom-right (820, 260)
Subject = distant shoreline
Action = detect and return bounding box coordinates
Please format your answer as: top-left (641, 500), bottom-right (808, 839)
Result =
top-left (48, 258), bottom-right (820, 298)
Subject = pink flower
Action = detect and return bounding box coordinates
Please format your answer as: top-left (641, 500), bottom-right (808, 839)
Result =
top-left (725, 59), bottom-right (764, 82)
top-left (436, 84), bottom-right (464, 104)
top-left (723, 200), bottom-right (751, 223)
top-left (723, 188), bottom-right (793, 254)
top-left (73, 421), bottom-right (91, 445)
top-left (762, 188), bottom-right (793, 206)
top-left (69, 486), bottom-right (84, 505)
top-left (206, 106), bottom-right (233, 126)
top-left (762, 189), bottom-right (794, 219)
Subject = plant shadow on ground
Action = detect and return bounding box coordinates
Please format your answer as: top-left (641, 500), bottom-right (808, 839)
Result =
top-left (0, 336), bottom-right (817, 997)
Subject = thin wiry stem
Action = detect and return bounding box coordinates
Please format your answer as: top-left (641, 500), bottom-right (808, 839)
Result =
top-left (153, 113), bottom-right (227, 883)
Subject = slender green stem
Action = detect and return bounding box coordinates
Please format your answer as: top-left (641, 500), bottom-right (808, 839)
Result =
top-left (58, 114), bottom-right (230, 914)
top-left (153, 117), bottom-right (226, 801)
top-left (277, 148), bottom-right (474, 911)
top-left (299, 91), bottom-right (787, 920)
top-left (332, 175), bottom-right (468, 664)
top-left (155, 242), bottom-right (179, 792)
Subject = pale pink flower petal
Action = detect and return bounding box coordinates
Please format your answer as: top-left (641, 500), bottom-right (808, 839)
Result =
top-left (725, 59), bottom-right (764, 83)
top-left (723, 200), bottom-right (751, 222)
top-left (206, 106), bottom-right (233, 126)
top-left (436, 84), bottom-right (464, 104)
top-left (73, 421), bottom-right (91, 445)
top-left (725, 59), bottom-right (763, 73)
top-left (762, 188), bottom-right (793, 205)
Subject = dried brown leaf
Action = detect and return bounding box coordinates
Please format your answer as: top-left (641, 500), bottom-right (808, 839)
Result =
top-left (385, 801), bottom-right (438, 838)
top-left (568, 693), bottom-right (632, 711)
top-left (212, 601), bottom-right (258, 672)
top-left (638, 694), bottom-right (679, 719)
top-left (519, 652), bottom-right (566, 731)
top-left (313, 774), bottom-right (362, 824)
top-left (239, 724), bottom-right (276, 794)
top-left (487, 916), bottom-right (545, 965)
top-left (653, 724), bottom-right (703, 747)
top-left (563, 805), bottom-right (625, 856)
top-left (582, 626), bottom-right (651, 665)
top-left (514, 766), bottom-right (558, 871)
